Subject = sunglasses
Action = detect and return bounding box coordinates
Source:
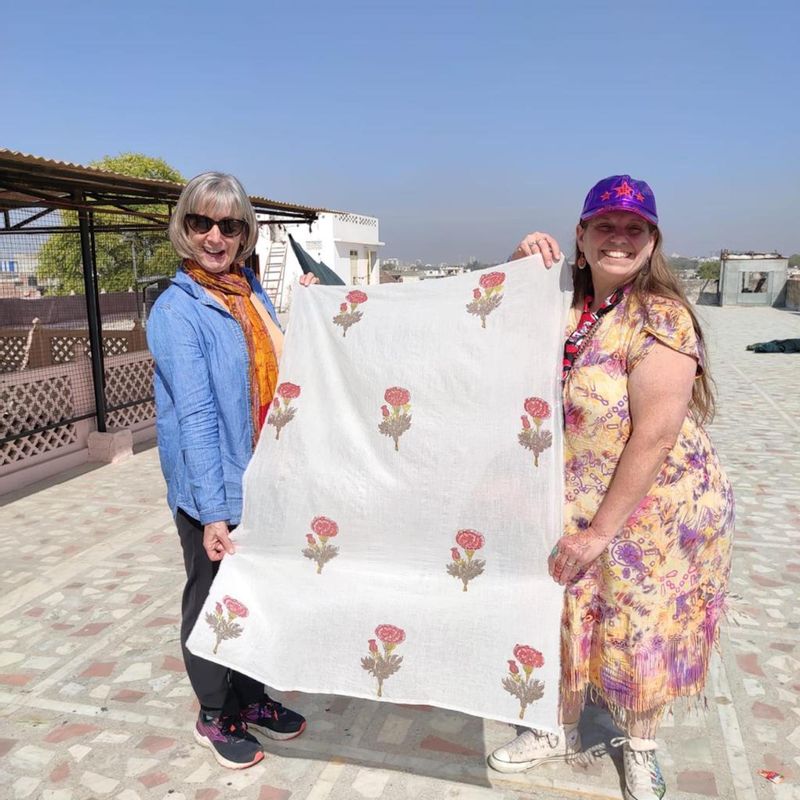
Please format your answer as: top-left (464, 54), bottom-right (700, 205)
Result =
top-left (184, 213), bottom-right (247, 238)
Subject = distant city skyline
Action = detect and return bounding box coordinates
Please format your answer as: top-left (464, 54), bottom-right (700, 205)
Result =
top-left (4, 1), bottom-right (799, 263)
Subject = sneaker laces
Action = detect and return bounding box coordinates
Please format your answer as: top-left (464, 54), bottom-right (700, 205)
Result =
top-left (610, 737), bottom-right (665, 798)
top-left (219, 713), bottom-right (250, 737)
top-left (259, 698), bottom-right (285, 721)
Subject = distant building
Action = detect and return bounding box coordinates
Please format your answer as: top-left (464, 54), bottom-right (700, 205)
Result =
top-left (718, 250), bottom-right (788, 307)
top-left (255, 211), bottom-right (383, 311)
top-left (0, 252), bottom-right (40, 298)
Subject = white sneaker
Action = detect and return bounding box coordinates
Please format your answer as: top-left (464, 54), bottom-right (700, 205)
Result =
top-left (611, 737), bottom-right (667, 800)
top-left (488, 726), bottom-right (581, 773)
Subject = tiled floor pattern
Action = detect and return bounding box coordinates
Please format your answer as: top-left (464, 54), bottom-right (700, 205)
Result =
top-left (1, 305), bottom-right (798, 799)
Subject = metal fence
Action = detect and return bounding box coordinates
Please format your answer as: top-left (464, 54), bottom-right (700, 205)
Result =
top-left (0, 207), bottom-right (174, 471)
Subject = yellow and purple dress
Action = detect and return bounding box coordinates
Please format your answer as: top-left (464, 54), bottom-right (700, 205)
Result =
top-left (560, 288), bottom-right (734, 728)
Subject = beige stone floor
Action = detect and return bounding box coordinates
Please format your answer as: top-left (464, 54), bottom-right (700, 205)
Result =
top-left (1, 304), bottom-right (799, 800)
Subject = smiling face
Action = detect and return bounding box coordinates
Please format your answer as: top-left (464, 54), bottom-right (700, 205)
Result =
top-left (186, 205), bottom-right (243, 274)
top-left (576, 211), bottom-right (656, 297)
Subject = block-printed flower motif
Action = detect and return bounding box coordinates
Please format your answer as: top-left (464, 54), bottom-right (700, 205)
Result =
top-left (361, 624), bottom-right (405, 698)
top-left (267, 382), bottom-right (301, 440)
top-left (333, 290), bottom-right (368, 337)
top-left (205, 596), bottom-right (249, 655)
top-left (518, 396), bottom-right (553, 467)
top-left (466, 271), bottom-right (505, 328)
top-left (446, 529), bottom-right (486, 592)
top-left (302, 515), bottom-right (340, 574)
top-left (502, 643), bottom-right (545, 719)
top-left (379, 386), bottom-right (412, 451)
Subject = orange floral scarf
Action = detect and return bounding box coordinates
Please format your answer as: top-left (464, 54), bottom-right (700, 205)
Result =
top-left (183, 260), bottom-right (279, 445)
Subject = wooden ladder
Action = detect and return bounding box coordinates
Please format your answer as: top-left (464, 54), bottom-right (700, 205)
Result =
top-left (262, 242), bottom-right (287, 309)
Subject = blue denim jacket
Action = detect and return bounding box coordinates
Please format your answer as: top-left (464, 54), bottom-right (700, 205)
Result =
top-left (146, 267), bottom-right (280, 526)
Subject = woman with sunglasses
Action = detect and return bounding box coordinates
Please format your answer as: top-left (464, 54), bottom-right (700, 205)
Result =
top-left (487, 176), bottom-right (734, 800)
top-left (147, 172), bottom-right (316, 769)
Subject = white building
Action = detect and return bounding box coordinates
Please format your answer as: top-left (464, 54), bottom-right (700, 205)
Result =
top-left (255, 211), bottom-right (383, 311)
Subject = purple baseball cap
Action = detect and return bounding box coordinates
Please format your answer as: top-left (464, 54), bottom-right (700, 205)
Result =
top-left (580, 174), bottom-right (658, 226)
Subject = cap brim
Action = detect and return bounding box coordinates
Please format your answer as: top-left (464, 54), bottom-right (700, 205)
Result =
top-left (581, 204), bottom-right (658, 226)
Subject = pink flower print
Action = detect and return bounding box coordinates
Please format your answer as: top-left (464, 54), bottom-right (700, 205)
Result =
top-left (375, 624), bottom-right (406, 646)
top-left (379, 387), bottom-right (412, 451)
top-left (311, 516), bottom-right (339, 540)
top-left (503, 644), bottom-right (545, 719)
top-left (268, 382), bottom-right (302, 440)
top-left (518, 396), bottom-right (553, 468)
top-left (334, 291), bottom-right (368, 337)
top-left (362, 624), bottom-right (405, 697)
top-left (513, 644), bottom-right (544, 671)
top-left (384, 387), bottom-right (411, 408)
top-left (206, 596), bottom-right (249, 654)
top-left (447, 530), bottom-right (486, 592)
top-left (303, 516), bottom-right (340, 574)
top-left (467, 271), bottom-right (505, 328)
top-left (523, 397), bottom-right (551, 422)
top-left (479, 271), bottom-right (505, 289)
top-left (223, 596), bottom-right (249, 618)
top-left (455, 529), bottom-right (485, 554)
top-left (277, 382), bottom-right (301, 400)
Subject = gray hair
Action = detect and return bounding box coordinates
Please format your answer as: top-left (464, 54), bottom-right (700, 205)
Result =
top-left (169, 172), bottom-right (259, 262)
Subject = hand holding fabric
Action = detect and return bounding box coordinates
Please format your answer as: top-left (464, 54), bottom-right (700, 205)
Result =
top-left (204, 520), bottom-right (235, 561)
top-left (511, 232), bottom-right (561, 267)
top-left (548, 526), bottom-right (614, 585)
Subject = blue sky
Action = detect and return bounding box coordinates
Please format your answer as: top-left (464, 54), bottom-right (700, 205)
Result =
top-left (3, 1), bottom-right (799, 262)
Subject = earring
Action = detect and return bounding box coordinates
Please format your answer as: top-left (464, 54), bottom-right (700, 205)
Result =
top-left (577, 254), bottom-right (587, 270)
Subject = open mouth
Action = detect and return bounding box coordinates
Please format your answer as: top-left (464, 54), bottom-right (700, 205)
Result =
top-left (601, 250), bottom-right (633, 259)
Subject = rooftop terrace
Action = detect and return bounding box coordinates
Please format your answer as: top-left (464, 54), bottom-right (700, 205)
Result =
top-left (1, 304), bottom-right (799, 800)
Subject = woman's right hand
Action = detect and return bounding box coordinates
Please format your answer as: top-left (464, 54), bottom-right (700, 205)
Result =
top-left (204, 520), bottom-right (235, 561)
top-left (510, 232), bottom-right (561, 268)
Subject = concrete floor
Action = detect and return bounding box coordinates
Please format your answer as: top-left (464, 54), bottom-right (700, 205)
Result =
top-left (1, 304), bottom-right (799, 800)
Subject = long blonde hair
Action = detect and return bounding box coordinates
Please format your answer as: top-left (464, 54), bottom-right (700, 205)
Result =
top-left (574, 222), bottom-right (716, 423)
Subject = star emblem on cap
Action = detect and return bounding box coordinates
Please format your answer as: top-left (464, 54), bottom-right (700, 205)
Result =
top-left (635, 192), bottom-right (645, 202)
top-left (615, 180), bottom-right (634, 198)
top-left (600, 191), bottom-right (611, 201)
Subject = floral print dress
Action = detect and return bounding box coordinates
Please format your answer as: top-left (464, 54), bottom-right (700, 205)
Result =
top-left (560, 288), bottom-right (734, 729)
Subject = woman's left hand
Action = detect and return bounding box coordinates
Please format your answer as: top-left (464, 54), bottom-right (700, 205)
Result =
top-left (299, 273), bottom-right (320, 287)
top-left (548, 527), bottom-right (614, 585)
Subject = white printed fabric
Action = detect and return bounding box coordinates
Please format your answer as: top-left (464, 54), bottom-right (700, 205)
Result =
top-left (187, 257), bottom-right (572, 730)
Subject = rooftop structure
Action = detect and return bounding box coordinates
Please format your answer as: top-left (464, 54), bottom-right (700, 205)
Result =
top-left (2, 303), bottom-right (798, 798)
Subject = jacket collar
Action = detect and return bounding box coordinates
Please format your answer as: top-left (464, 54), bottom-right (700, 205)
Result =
top-left (170, 265), bottom-right (259, 308)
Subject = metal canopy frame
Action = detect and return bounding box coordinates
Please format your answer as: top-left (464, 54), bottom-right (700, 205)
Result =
top-left (0, 148), bottom-right (324, 433)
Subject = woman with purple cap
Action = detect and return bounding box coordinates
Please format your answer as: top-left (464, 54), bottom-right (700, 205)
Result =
top-left (488, 176), bottom-right (734, 800)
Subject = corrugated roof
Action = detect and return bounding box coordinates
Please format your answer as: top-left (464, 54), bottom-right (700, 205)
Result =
top-left (0, 148), bottom-right (325, 218)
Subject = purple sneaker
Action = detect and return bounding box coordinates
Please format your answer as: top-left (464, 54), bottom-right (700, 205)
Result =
top-left (194, 712), bottom-right (264, 769)
top-left (241, 696), bottom-right (307, 741)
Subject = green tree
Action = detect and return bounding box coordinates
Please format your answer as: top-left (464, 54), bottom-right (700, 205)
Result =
top-left (698, 260), bottom-right (720, 280)
top-left (37, 154), bottom-right (184, 294)
top-left (789, 253), bottom-right (800, 268)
